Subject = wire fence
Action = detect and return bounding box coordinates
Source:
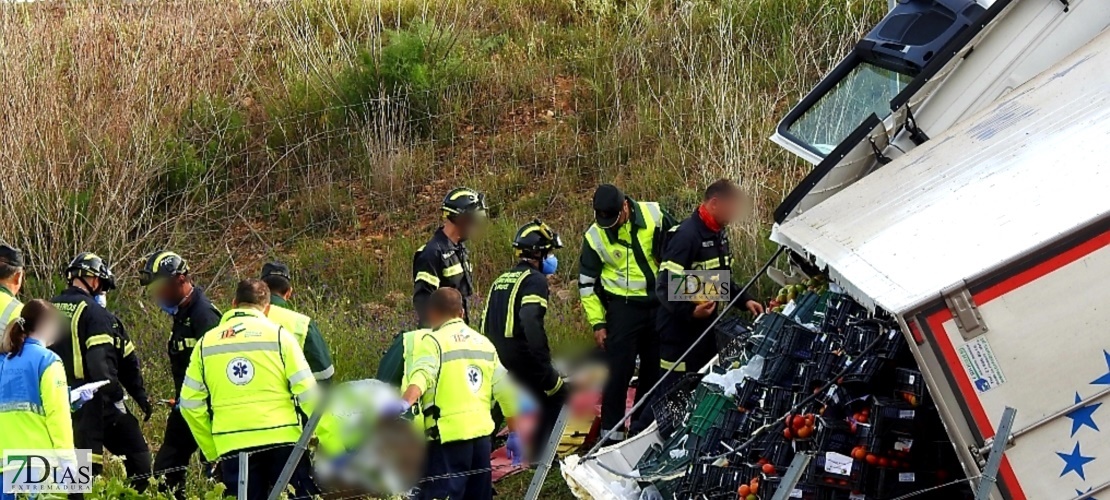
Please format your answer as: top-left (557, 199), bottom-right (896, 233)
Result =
top-left (0, 0), bottom-right (880, 294)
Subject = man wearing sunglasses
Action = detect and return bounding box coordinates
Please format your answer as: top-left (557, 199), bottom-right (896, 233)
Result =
top-left (413, 187), bottom-right (487, 327)
top-left (578, 184), bottom-right (675, 443)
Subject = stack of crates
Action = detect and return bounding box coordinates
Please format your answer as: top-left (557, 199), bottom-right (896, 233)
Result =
top-left (664, 289), bottom-right (975, 500)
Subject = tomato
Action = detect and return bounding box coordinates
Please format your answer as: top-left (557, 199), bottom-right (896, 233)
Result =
top-left (865, 454), bottom-right (878, 465)
top-left (792, 415), bottom-right (806, 430)
top-left (757, 458), bottom-right (769, 466)
top-left (852, 413), bottom-right (862, 422)
top-left (878, 457), bottom-right (890, 468)
top-left (750, 479), bottom-right (759, 494)
top-left (839, 480), bottom-right (849, 486)
top-left (762, 463), bottom-right (776, 475)
top-left (797, 426), bottom-right (813, 439)
top-left (857, 413), bottom-right (869, 423)
top-left (784, 428), bottom-right (793, 440)
top-left (890, 460), bottom-right (900, 469)
top-left (851, 447), bottom-right (866, 460)
top-left (738, 484), bottom-right (751, 496)
top-left (805, 414), bottom-right (816, 427)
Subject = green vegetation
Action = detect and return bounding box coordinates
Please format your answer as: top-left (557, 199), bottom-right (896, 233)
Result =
top-left (0, 0), bottom-right (883, 497)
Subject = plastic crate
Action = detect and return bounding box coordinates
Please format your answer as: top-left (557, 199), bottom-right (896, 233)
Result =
top-left (809, 452), bottom-right (864, 491)
top-left (750, 313), bottom-right (791, 357)
top-left (814, 418), bottom-right (855, 455)
top-left (761, 386), bottom-right (796, 423)
top-left (863, 467), bottom-right (921, 499)
top-left (777, 324), bottom-right (821, 360)
top-left (761, 354), bottom-right (798, 386)
top-left (894, 367), bottom-right (926, 407)
top-left (821, 294), bottom-right (863, 335)
top-left (689, 383), bottom-right (737, 436)
top-left (871, 397), bottom-right (919, 435)
top-left (651, 373), bottom-right (704, 440)
top-left (789, 291), bottom-right (822, 324)
top-left (676, 463), bottom-right (751, 499)
top-left (838, 355), bottom-right (884, 385)
top-left (735, 379), bottom-right (765, 412)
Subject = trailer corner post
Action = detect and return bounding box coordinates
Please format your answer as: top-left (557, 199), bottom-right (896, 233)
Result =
top-left (770, 453), bottom-right (814, 500)
top-left (525, 404), bottom-right (573, 500)
top-left (974, 406), bottom-right (1018, 500)
top-left (267, 391), bottom-right (332, 500)
top-left (237, 451), bottom-right (250, 500)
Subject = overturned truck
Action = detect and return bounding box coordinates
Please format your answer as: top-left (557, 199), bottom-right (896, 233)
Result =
top-left (563, 0), bottom-right (1110, 498)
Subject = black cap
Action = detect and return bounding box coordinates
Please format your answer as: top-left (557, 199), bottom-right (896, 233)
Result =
top-left (593, 184), bottom-right (625, 228)
top-left (260, 262), bottom-right (291, 281)
top-left (0, 245), bottom-right (24, 268)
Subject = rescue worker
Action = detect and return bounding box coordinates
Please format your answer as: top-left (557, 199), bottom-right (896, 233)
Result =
top-left (179, 279), bottom-right (321, 500)
top-left (51, 252), bottom-right (153, 490)
top-left (0, 245), bottom-right (25, 332)
top-left (396, 288), bottom-right (517, 500)
top-left (413, 187), bottom-right (487, 326)
top-left (0, 300), bottom-right (73, 498)
top-left (139, 251), bottom-right (221, 498)
top-left (577, 184), bottom-right (674, 442)
top-left (480, 219), bottom-right (566, 457)
top-left (375, 326), bottom-right (430, 388)
top-left (655, 179), bottom-right (764, 390)
top-left (260, 262), bottom-right (336, 383)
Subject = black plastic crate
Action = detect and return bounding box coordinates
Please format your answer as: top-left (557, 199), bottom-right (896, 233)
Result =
top-left (651, 373), bottom-right (704, 440)
top-left (762, 386), bottom-right (797, 422)
top-left (676, 463), bottom-right (751, 499)
top-left (838, 354), bottom-right (884, 385)
top-left (750, 313), bottom-right (792, 358)
top-left (814, 418), bottom-right (855, 455)
top-left (843, 322), bottom-right (882, 356)
top-left (871, 397), bottom-right (919, 435)
top-left (821, 294), bottom-right (863, 335)
top-left (863, 467), bottom-right (922, 499)
top-left (773, 324), bottom-right (820, 360)
top-left (761, 354), bottom-right (798, 386)
top-left (735, 379), bottom-right (766, 412)
top-left (875, 327), bottom-right (905, 360)
top-left (894, 367), bottom-right (926, 407)
top-left (809, 453), bottom-right (864, 491)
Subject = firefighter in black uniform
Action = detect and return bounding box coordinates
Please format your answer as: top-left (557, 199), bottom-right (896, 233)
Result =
top-left (50, 252), bottom-right (153, 490)
top-left (413, 187), bottom-right (486, 327)
top-left (654, 180), bottom-right (764, 395)
top-left (139, 251), bottom-right (222, 499)
top-left (480, 220), bottom-right (566, 456)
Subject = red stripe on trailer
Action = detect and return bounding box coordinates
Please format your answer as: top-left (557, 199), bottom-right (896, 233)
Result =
top-left (923, 227), bottom-right (1110, 499)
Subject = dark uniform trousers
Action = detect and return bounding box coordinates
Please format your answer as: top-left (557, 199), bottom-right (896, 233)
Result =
top-left (219, 445), bottom-right (318, 500)
top-left (75, 399), bottom-right (153, 492)
top-left (418, 437), bottom-right (493, 500)
top-left (153, 408), bottom-right (201, 497)
top-left (603, 299), bottom-right (661, 437)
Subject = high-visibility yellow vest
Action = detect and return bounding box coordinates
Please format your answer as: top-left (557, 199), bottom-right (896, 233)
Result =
top-left (178, 309), bottom-right (317, 460)
top-left (583, 201), bottom-right (663, 298)
top-left (400, 328), bottom-right (431, 390)
top-left (0, 338), bottom-right (73, 470)
top-left (266, 304), bottom-right (310, 348)
top-left (0, 288), bottom-right (23, 334)
top-left (409, 319), bottom-right (503, 443)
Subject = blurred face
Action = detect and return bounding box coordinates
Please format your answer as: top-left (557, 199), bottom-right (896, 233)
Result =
top-left (453, 213), bottom-right (486, 241)
top-left (706, 193), bottom-right (742, 227)
top-left (152, 276), bottom-right (186, 305)
top-left (33, 314), bottom-right (62, 347)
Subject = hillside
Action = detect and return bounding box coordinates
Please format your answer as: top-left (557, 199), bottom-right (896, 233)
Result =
top-left (0, 0), bottom-right (882, 497)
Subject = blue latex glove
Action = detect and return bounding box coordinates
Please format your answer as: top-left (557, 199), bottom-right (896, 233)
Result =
top-left (381, 398), bottom-right (412, 418)
top-left (70, 388), bottom-right (96, 411)
top-left (506, 432), bottom-right (523, 466)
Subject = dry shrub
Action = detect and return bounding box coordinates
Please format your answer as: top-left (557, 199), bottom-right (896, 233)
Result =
top-left (0, 1), bottom-right (264, 275)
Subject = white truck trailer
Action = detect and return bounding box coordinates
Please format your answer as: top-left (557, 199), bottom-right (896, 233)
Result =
top-left (563, 0), bottom-right (1110, 498)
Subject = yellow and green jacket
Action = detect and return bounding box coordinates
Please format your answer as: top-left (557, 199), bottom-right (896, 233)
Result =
top-left (267, 294), bottom-right (335, 382)
top-left (179, 308), bottom-right (325, 460)
top-left (577, 199), bottom-right (675, 330)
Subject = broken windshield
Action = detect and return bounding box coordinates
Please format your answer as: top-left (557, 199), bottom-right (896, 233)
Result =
top-left (786, 62), bottom-right (910, 155)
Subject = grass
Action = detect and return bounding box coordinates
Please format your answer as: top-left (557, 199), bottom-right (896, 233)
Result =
top-left (0, 0), bottom-right (884, 497)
